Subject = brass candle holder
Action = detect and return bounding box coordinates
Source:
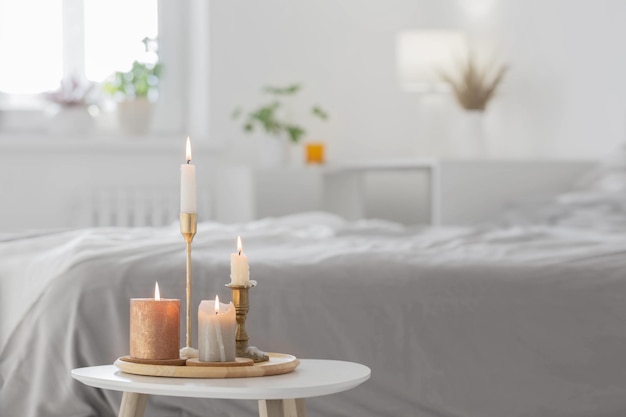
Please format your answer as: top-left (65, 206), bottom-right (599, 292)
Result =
top-left (180, 212), bottom-right (197, 358)
top-left (227, 281), bottom-right (269, 362)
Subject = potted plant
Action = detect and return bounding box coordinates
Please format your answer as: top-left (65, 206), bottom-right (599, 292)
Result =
top-left (45, 75), bottom-right (96, 134)
top-left (438, 50), bottom-right (507, 112)
top-left (438, 50), bottom-right (508, 157)
top-left (103, 38), bottom-right (162, 135)
top-left (233, 83), bottom-right (329, 165)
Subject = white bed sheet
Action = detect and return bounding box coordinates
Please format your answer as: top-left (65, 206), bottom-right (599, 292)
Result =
top-left (2, 211), bottom-right (626, 417)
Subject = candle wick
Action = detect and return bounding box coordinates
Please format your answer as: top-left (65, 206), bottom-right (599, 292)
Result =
top-left (238, 250), bottom-right (242, 256)
top-left (186, 159), bottom-right (191, 164)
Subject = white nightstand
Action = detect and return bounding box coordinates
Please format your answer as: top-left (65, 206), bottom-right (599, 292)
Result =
top-left (322, 158), bottom-right (439, 224)
top-left (72, 359), bottom-right (370, 417)
top-left (213, 161), bottom-right (436, 225)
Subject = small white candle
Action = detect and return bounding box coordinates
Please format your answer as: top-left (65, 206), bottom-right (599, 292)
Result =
top-left (230, 236), bottom-right (250, 286)
top-left (198, 296), bottom-right (236, 362)
top-left (180, 137), bottom-right (197, 213)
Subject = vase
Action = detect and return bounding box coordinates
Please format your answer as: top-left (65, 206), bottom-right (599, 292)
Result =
top-left (450, 110), bottom-right (487, 158)
top-left (46, 105), bottom-right (94, 135)
top-left (287, 141), bottom-right (304, 167)
top-left (257, 137), bottom-right (305, 167)
top-left (258, 137), bottom-right (288, 167)
top-left (117, 97), bottom-right (153, 135)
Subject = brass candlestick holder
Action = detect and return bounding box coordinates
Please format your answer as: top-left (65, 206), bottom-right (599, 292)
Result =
top-left (180, 212), bottom-right (197, 358)
top-left (227, 281), bottom-right (269, 362)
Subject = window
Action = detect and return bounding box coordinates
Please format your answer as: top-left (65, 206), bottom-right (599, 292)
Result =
top-left (83, 0), bottom-right (158, 83)
top-left (0, 0), bottom-right (161, 133)
top-left (0, 0), bottom-right (63, 94)
top-left (0, 0), bottom-right (157, 93)
top-left (0, 1), bottom-right (206, 140)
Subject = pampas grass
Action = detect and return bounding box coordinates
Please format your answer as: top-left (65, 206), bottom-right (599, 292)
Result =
top-left (439, 51), bottom-right (508, 111)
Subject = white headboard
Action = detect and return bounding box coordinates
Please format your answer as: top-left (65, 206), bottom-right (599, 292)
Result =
top-left (436, 159), bottom-right (595, 225)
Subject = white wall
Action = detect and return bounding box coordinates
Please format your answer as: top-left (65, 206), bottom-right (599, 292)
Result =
top-left (209, 0), bottom-right (626, 162)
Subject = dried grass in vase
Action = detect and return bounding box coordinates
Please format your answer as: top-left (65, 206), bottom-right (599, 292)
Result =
top-left (439, 51), bottom-right (508, 111)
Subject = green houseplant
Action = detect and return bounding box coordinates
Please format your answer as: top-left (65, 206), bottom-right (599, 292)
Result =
top-left (103, 60), bottom-right (162, 101)
top-left (102, 37), bottom-right (162, 135)
top-left (233, 83), bottom-right (328, 144)
top-left (438, 50), bottom-right (508, 157)
top-left (44, 75), bottom-right (96, 134)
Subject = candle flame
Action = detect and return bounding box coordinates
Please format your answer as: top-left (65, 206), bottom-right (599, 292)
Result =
top-left (185, 136), bottom-right (192, 164)
top-left (237, 236), bottom-right (242, 255)
top-left (155, 282), bottom-right (161, 301)
top-left (214, 295), bottom-right (220, 314)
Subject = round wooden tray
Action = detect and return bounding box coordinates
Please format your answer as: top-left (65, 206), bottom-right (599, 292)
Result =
top-left (114, 352), bottom-right (299, 378)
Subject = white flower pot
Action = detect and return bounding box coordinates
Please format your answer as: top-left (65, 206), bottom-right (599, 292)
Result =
top-left (46, 105), bottom-right (94, 134)
top-left (117, 98), bottom-right (153, 135)
top-left (450, 110), bottom-right (487, 158)
top-left (257, 137), bottom-right (287, 167)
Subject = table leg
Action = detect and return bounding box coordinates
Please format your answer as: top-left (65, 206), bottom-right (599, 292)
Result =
top-left (258, 399), bottom-right (306, 417)
top-left (118, 392), bottom-right (148, 417)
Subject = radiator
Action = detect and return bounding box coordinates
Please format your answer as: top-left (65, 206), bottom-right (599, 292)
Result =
top-left (72, 186), bottom-right (211, 228)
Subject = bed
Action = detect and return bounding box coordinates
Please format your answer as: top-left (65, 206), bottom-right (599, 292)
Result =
top-left (2, 154), bottom-right (626, 417)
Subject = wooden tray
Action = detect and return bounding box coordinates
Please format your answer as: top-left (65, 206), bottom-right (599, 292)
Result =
top-left (114, 353), bottom-right (299, 378)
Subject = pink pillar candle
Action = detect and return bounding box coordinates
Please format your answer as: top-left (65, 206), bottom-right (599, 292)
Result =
top-left (130, 292), bottom-right (180, 360)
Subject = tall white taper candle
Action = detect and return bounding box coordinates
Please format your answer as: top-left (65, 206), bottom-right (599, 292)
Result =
top-left (180, 137), bottom-right (197, 213)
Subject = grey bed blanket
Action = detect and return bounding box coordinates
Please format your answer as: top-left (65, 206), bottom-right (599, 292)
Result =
top-left (2, 209), bottom-right (626, 417)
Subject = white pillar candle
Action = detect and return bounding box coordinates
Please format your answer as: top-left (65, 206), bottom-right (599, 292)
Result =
top-left (230, 236), bottom-right (250, 286)
top-left (180, 137), bottom-right (197, 213)
top-left (198, 296), bottom-right (237, 362)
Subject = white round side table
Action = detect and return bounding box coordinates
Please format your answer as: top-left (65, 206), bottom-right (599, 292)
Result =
top-left (71, 359), bottom-right (371, 417)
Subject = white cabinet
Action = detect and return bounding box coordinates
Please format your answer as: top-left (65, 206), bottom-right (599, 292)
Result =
top-left (214, 159), bottom-right (595, 226)
top-left (213, 163), bottom-right (433, 225)
top-left (214, 166), bottom-right (324, 223)
top-left (322, 159), bottom-right (436, 225)
top-left (214, 159), bottom-right (436, 224)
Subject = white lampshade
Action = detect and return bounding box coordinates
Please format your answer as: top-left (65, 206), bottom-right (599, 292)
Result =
top-left (396, 30), bottom-right (467, 93)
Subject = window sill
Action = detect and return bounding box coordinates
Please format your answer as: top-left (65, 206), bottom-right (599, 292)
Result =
top-left (0, 132), bottom-right (222, 154)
